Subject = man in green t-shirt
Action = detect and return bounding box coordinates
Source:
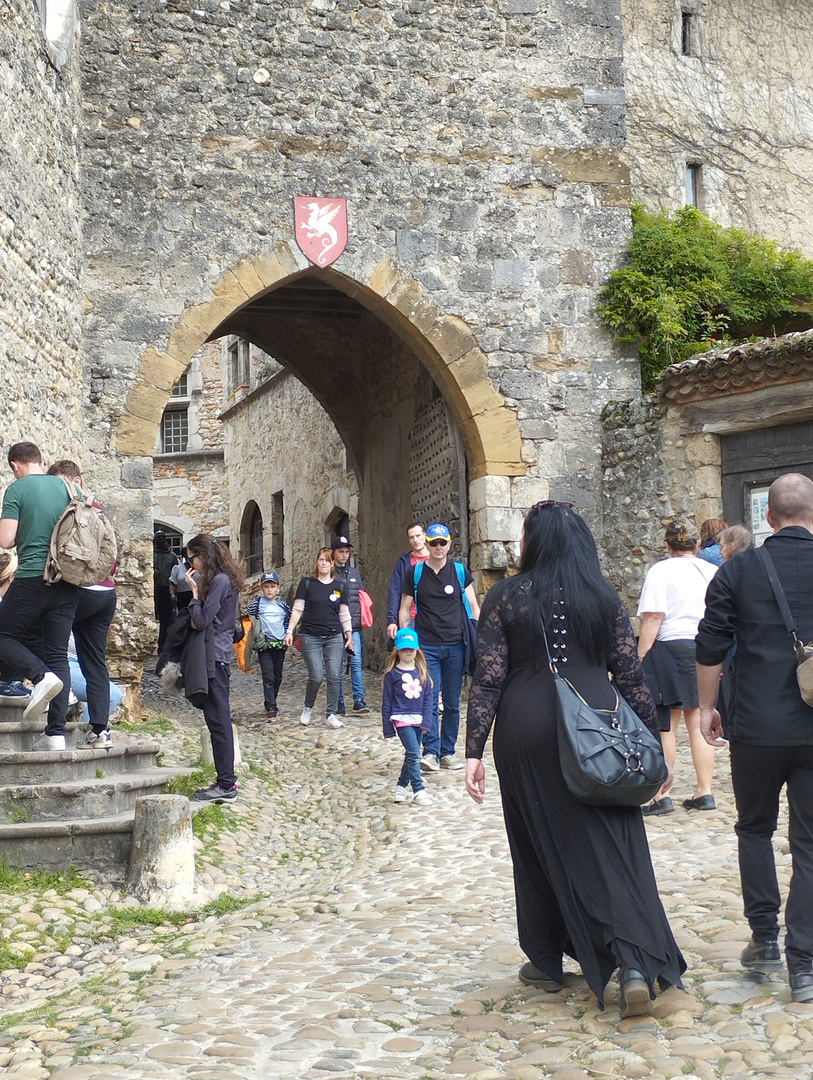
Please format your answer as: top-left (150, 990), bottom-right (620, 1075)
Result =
top-left (0, 442), bottom-right (76, 750)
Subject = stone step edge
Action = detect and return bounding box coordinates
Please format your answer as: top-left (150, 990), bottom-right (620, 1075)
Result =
top-left (0, 741), bottom-right (161, 762)
top-left (0, 812), bottom-right (137, 839)
top-left (3, 767), bottom-right (191, 799)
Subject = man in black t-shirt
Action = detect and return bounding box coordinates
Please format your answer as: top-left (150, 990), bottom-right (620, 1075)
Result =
top-left (399, 522), bottom-right (480, 773)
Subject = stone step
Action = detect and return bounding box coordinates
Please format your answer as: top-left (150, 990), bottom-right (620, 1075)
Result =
top-left (0, 767), bottom-right (188, 824)
top-left (0, 739), bottom-right (160, 784)
top-left (0, 813), bottom-right (136, 871)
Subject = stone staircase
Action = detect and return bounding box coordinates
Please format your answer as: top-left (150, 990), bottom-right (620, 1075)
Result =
top-left (0, 696), bottom-right (189, 872)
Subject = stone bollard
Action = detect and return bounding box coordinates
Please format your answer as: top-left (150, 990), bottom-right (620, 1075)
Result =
top-left (127, 794), bottom-right (196, 906)
top-left (200, 723), bottom-right (245, 771)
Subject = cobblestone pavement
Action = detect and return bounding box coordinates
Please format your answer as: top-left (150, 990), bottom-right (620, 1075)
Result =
top-left (1, 650), bottom-right (811, 1079)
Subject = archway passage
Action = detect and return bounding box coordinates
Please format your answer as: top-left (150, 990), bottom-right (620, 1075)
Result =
top-left (209, 272), bottom-right (473, 618)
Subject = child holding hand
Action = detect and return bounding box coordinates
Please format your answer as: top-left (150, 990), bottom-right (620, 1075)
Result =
top-left (382, 628), bottom-right (433, 805)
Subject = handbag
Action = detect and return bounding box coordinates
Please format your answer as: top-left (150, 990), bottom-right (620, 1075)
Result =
top-left (757, 545), bottom-right (813, 706)
top-left (542, 624), bottom-right (667, 807)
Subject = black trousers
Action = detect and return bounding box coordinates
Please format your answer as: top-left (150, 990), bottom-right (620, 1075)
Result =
top-left (73, 588), bottom-right (117, 731)
top-left (154, 586), bottom-right (174, 652)
top-left (0, 577), bottom-right (77, 734)
top-left (730, 740), bottom-right (813, 973)
top-left (202, 662), bottom-right (235, 789)
top-left (257, 647), bottom-right (286, 715)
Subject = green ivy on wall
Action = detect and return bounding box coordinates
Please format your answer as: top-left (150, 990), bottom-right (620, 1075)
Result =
top-left (598, 205), bottom-right (813, 389)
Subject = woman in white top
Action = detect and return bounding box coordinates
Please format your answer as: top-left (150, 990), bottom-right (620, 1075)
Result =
top-left (637, 520), bottom-right (718, 815)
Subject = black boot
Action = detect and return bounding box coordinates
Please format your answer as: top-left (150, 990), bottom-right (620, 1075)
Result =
top-left (740, 936), bottom-right (783, 973)
top-left (618, 968), bottom-right (653, 1019)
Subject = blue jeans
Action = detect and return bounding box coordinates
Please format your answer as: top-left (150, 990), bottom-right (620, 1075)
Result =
top-left (396, 724), bottom-right (425, 793)
top-left (338, 630), bottom-right (366, 710)
top-left (299, 632), bottom-right (344, 715)
top-left (69, 659), bottom-right (123, 730)
top-left (421, 641), bottom-right (465, 759)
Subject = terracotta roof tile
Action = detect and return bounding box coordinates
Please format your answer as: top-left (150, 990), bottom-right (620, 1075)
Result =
top-left (658, 329), bottom-right (813, 404)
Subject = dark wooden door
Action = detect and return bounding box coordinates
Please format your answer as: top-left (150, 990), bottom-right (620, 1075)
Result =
top-left (721, 422), bottom-right (813, 526)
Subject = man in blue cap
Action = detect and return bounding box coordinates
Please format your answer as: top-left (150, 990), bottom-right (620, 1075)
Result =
top-left (398, 522), bottom-right (480, 772)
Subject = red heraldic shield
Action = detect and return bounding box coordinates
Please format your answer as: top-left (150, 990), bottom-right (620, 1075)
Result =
top-left (294, 197), bottom-right (348, 267)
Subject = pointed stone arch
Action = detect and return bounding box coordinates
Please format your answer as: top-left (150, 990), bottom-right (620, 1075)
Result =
top-left (116, 241), bottom-right (525, 484)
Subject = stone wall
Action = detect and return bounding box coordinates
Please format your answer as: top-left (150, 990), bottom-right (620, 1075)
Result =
top-left (621, 0), bottom-right (813, 254)
top-left (601, 398), bottom-right (722, 614)
top-left (223, 368), bottom-right (357, 597)
top-left (77, 0), bottom-right (641, 623)
top-left (0, 2), bottom-right (84, 456)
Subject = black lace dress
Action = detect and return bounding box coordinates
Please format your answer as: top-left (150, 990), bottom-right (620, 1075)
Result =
top-left (466, 578), bottom-right (686, 1007)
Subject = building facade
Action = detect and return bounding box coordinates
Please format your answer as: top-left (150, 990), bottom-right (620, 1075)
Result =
top-left (3, 0), bottom-right (813, 685)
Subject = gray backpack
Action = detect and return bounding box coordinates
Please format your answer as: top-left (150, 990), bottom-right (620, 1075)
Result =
top-left (43, 479), bottom-right (118, 587)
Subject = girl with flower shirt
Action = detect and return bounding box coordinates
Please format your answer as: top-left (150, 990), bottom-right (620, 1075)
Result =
top-left (382, 628), bottom-right (434, 805)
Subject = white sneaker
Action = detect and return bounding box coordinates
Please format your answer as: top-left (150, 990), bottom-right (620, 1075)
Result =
top-left (23, 672), bottom-right (64, 720)
top-left (413, 789), bottom-right (432, 805)
top-left (31, 732), bottom-right (67, 752)
top-left (300, 707), bottom-right (312, 726)
top-left (325, 713), bottom-right (344, 729)
top-left (440, 754), bottom-right (464, 770)
top-left (393, 785), bottom-right (409, 803)
top-left (420, 753), bottom-right (440, 772)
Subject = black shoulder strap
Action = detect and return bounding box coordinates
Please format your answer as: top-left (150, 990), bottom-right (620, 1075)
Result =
top-left (758, 545), bottom-right (803, 652)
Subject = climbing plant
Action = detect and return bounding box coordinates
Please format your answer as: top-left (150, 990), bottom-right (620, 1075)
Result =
top-left (598, 205), bottom-right (813, 389)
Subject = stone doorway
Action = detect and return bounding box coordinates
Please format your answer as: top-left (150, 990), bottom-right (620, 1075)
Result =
top-left (208, 273), bottom-right (472, 625)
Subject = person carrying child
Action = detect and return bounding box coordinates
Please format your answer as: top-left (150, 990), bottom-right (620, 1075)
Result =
top-left (382, 628), bottom-right (434, 806)
top-left (245, 570), bottom-right (291, 722)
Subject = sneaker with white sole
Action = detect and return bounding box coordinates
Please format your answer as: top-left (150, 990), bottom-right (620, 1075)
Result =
top-left (193, 783), bottom-right (238, 803)
top-left (0, 680), bottom-right (31, 701)
top-left (420, 753), bottom-right (440, 772)
top-left (300, 707), bottom-right (312, 726)
top-left (393, 785), bottom-right (409, 803)
top-left (325, 713), bottom-right (344, 729)
top-left (23, 672), bottom-right (63, 720)
top-left (76, 729), bottom-right (113, 750)
top-left (440, 754), bottom-right (463, 770)
top-left (413, 788), bottom-right (432, 805)
top-left (31, 732), bottom-right (67, 752)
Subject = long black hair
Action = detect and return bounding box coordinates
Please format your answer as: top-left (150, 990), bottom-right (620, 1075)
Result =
top-left (517, 502), bottom-right (619, 666)
top-left (186, 533), bottom-right (245, 600)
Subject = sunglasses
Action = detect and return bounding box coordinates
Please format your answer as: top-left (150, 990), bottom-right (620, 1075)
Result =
top-left (427, 538), bottom-right (450, 547)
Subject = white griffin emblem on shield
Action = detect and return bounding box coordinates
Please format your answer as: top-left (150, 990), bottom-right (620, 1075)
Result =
top-left (294, 197), bottom-right (348, 267)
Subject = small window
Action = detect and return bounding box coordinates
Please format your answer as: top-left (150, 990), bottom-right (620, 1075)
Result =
top-left (271, 491), bottom-right (284, 567)
top-left (247, 506), bottom-right (264, 577)
top-left (171, 372), bottom-right (189, 397)
top-left (681, 12), bottom-right (695, 55)
top-left (227, 338), bottom-right (250, 395)
top-left (161, 409), bottom-right (188, 454)
top-left (685, 163), bottom-right (701, 207)
top-left (154, 525), bottom-right (184, 557)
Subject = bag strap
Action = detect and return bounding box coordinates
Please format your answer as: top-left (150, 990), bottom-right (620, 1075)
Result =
top-left (412, 559), bottom-right (423, 612)
top-left (455, 561), bottom-right (473, 618)
top-left (758, 545), bottom-right (807, 661)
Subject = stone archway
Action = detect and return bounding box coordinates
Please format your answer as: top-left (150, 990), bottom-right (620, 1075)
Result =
top-left (118, 241), bottom-right (527, 591)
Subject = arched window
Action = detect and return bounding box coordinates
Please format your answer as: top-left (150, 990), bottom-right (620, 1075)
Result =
top-left (247, 505), bottom-right (264, 577)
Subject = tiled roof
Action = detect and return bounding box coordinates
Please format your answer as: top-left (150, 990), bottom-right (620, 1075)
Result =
top-left (658, 329), bottom-right (813, 404)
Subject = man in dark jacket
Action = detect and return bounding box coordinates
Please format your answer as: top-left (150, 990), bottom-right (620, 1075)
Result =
top-left (332, 535), bottom-right (370, 714)
top-left (696, 472), bottom-right (813, 1003)
top-left (386, 522), bottom-right (430, 640)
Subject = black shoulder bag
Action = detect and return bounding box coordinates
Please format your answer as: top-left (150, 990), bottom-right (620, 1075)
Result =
top-left (542, 622), bottom-right (667, 807)
top-left (757, 545), bottom-right (813, 707)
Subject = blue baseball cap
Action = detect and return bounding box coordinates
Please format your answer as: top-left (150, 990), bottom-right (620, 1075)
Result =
top-left (394, 628), bottom-right (419, 651)
top-left (426, 523), bottom-right (451, 541)
top-left (260, 571), bottom-right (280, 584)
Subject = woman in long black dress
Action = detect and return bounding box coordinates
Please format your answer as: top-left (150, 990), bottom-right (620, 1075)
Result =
top-left (465, 501), bottom-right (686, 1018)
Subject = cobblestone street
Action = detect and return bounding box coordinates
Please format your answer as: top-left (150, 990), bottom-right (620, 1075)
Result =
top-left (1, 650), bottom-right (810, 1080)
